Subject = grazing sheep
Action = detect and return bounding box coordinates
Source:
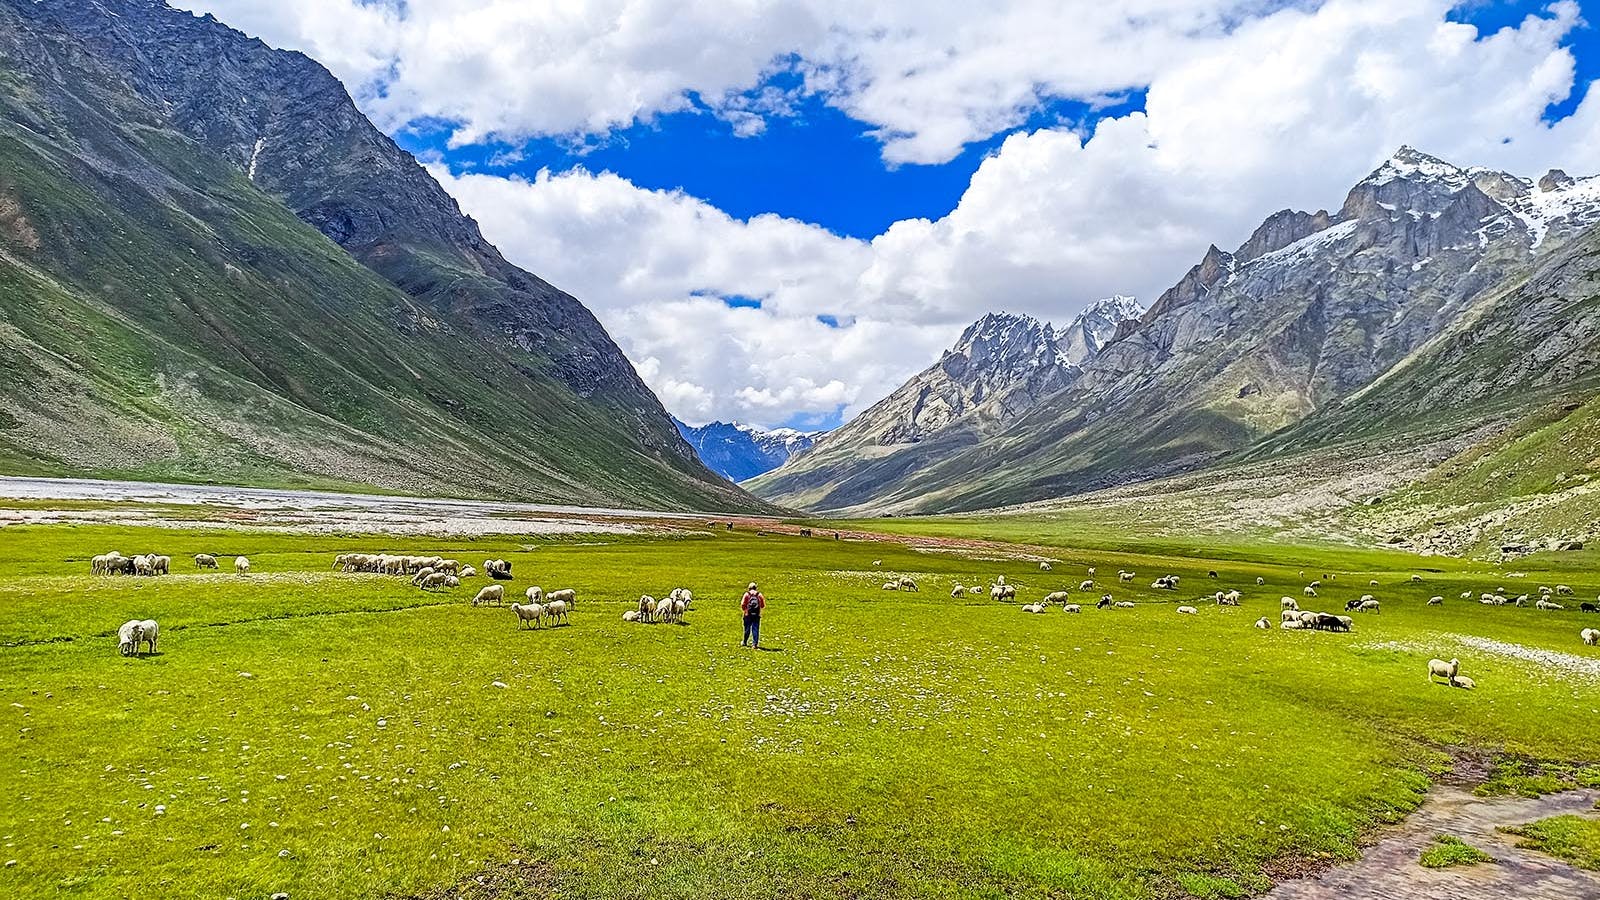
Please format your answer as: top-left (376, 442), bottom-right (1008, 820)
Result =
top-left (1427, 658), bottom-right (1459, 684)
top-left (1043, 591), bottom-right (1072, 605)
top-left (545, 589), bottom-right (577, 606)
top-left (1303, 586), bottom-right (1317, 597)
top-left (1581, 628), bottom-right (1598, 646)
top-left (1557, 584), bottom-right (1574, 595)
top-left (1254, 617), bottom-right (1270, 629)
top-left (133, 554), bottom-right (154, 577)
top-left (1581, 602), bottom-right (1599, 613)
top-left (545, 599), bottom-right (570, 625)
top-left (194, 553), bottom-right (218, 569)
top-left (1296, 610), bottom-right (1319, 627)
top-left (1358, 600), bottom-right (1380, 613)
top-left (510, 602), bottom-right (544, 628)
top-left (1536, 598), bottom-right (1565, 611)
top-left (1255, 576), bottom-right (1265, 586)
top-left (117, 620), bottom-right (143, 656)
top-left (622, 610), bottom-right (641, 622)
top-left (1221, 590), bottom-right (1241, 605)
top-left (898, 576), bottom-right (919, 592)
top-left (1411, 574), bottom-right (1422, 583)
top-left (410, 567), bottom-right (436, 586)
top-left (1369, 579), bottom-right (1379, 587)
top-left (951, 584), bottom-right (965, 598)
top-left (1062, 604), bottom-right (1081, 613)
top-left (235, 556), bottom-right (250, 575)
top-left (419, 573), bottom-right (452, 590)
top-left (525, 586), bottom-right (544, 604)
top-left (459, 566), bottom-right (476, 578)
top-left (1039, 562), bottom-right (1053, 572)
top-left (872, 560), bottom-right (882, 567)
top-left (1280, 610), bottom-right (1300, 623)
top-left (1460, 591), bottom-right (1472, 599)
top-left (1309, 580), bottom-right (1322, 588)
top-left (1427, 596), bottom-right (1443, 605)
top-left (1078, 579), bottom-right (1095, 591)
top-left (1176, 606), bottom-right (1198, 615)
top-left (484, 559), bottom-right (513, 580)
top-left (1208, 570), bottom-right (1218, 578)
top-left (472, 585), bottom-right (505, 607)
top-left (1451, 675), bottom-right (1475, 690)
top-left (1280, 597), bottom-right (1299, 610)
top-left (1119, 570), bottom-right (1135, 582)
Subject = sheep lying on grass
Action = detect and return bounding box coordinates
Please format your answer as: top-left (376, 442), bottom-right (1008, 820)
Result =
top-left (1176, 606), bottom-right (1197, 615)
top-left (1039, 562), bottom-right (1052, 571)
top-left (882, 581), bottom-right (900, 591)
top-left (1114, 601), bottom-right (1136, 609)
top-left (459, 566), bottom-right (476, 578)
top-left (1020, 603), bottom-right (1045, 614)
top-left (484, 559), bottom-right (513, 580)
top-left (1536, 598), bottom-right (1565, 611)
top-left (1451, 675), bottom-right (1475, 690)
top-left (1062, 604), bottom-right (1081, 613)
top-left (1254, 617), bottom-right (1270, 629)
top-left (1428, 658), bottom-right (1459, 684)
top-left (622, 610), bottom-right (641, 622)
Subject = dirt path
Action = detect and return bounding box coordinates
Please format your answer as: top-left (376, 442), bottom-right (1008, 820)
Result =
top-left (1265, 786), bottom-right (1600, 899)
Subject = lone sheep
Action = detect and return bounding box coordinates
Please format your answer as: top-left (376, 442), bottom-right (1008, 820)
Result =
top-left (1427, 658), bottom-right (1459, 684)
top-left (235, 556), bottom-right (250, 575)
top-left (1177, 606), bottom-right (1198, 615)
top-left (1254, 617), bottom-right (1270, 629)
top-left (1039, 562), bottom-right (1052, 572)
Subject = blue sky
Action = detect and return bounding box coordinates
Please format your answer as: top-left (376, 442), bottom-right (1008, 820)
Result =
top-left (192, 0), bottom-right (1600, 432)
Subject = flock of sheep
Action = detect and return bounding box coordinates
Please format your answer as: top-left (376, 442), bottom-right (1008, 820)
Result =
top-left (94, 550), bottom-right (250, 579)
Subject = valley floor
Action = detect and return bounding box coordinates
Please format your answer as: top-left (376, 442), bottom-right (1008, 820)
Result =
top-left (0, 485), bottom-right (1597, 899)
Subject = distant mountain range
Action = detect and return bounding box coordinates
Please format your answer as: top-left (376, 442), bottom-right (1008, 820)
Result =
top-left (750, 147), bottom-right (1600, 532)
top-left (0, 0), bottom-right (760, 511)
top-left (674, 419), bottom-right (820, 482)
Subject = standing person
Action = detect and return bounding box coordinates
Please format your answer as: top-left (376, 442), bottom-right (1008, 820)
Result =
top-left (741, 582), bottom-right (765, 649)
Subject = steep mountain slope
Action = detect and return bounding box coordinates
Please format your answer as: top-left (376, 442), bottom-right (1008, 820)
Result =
top-left (0, 0), bottom-right (756, 510)
top-left (753, 148), bottom-right (1600, 515)
top-left (674, 420), bottom-right (819, 482)
top-left (747, 297), bottom-right (1144, 509)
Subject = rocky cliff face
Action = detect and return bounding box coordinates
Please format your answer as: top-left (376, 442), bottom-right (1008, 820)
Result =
top-left (751, 147), bottom-right (1600, 515)
top-left (0, 0), bottom-right (758, 510)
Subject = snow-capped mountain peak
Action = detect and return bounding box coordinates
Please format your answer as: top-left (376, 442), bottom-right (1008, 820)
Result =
top-left (676, 420), bottom-right (821, 482)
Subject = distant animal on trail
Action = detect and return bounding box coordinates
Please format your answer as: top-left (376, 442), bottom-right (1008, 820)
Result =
top-left (1208, 570), bottom-right (1218, 578)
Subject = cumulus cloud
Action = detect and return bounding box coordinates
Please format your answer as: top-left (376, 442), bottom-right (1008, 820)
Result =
top-left (180, 0), bottom-right (1600, 428)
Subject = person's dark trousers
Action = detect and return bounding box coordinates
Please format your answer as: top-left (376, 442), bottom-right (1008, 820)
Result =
top-left (742, 614), bottom-right (760, 647)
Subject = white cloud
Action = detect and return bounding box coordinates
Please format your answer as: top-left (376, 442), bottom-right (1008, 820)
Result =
top-left (178, 0), bottom-right (1265, 164)
top-left (180, 0), bottom-right (1600, 428)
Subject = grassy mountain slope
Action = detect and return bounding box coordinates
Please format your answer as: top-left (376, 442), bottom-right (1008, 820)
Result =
top-left (0, 0), bottom-right (759, 511)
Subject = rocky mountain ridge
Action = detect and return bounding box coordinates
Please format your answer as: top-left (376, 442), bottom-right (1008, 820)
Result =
top-left (674, 419), bottom-right (820, 482)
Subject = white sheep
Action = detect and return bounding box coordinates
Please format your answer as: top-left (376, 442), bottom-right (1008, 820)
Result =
top-left (638, 594), bottom-right (658, 623)
top-left (1411, 574), bottom-right (1422, 583)
top-left (525, 586), bottom-right (544, 604)
top-left (1369, 579), bottom-right (1379, 586)
top-left (1062, 604), bottom-right (1081, 613)
top-left (1451, 675), bottom-right (1475, 690)
top-left (545, 599), bottom-right (570, 625)
top-left (968, 586), bottom-right (983, 596)
top-left (872, 559), bottom-right (882, 567)
top-left (1427, 596), bottom-right (1443, 605)
top-left (1114, 601), bottom-right (1135, 608)
top-left (1255, 576), bottom-right (1265, 585)
top-left (1280, 620), bottom-right (1305, 630)
top-left (622, 610), bottom-right (641, 622)
top-left (883, 581), bottom-right (901, 591)
top-left (546, 589), bottom-right (576, 606)
top-left (459, 565), bottom-right (477, 578)
top-left (1020, 603), bottom-right (1045, 614)
top-left (410, 567), bottom-right (436, 586)
top-left (1303, 586), bottom-right (1317, 597)
top-left (898, 576), bottom-right (919, 592)
top-left (1557, 584), bottom-right (1574, 595)
top-left (1280, 597), bottom-right (1299, 610)
top-left (235, 556), bottom-right (250, 575)
top-left (194, 553), bottom-right (218, 569)
top-left (1581, 628), bottom-right (1598, 646)
top-left (473, 585), bottom-right (505, 607)
top-left (1358, 600), bottom-right (1380, 613)
top-left (1536, 598), bottom-right (1565, 611)
top-left (510, 602), bottom-right (544, 628)
top-left (419, 572), bottom-right (452, 590)
top-left (951, 584), bottom-right (965, 598)
top-left (117, 620), bottom-right (142, 656)
top-left (1078, 579), bottom-right (1095, 591)
top-left (1427, 658), bottom-right (1459, 684)
top-left (1119, 571), bottom-right (1135, 582)
top-left (1039, 562), bottom-right (1052, 572)
top-left (1221, 590), bottom-right (1241, 605)
top-left (1460, 590), bottom-right (1472, 599)
top-left (1176, 606), bottom-right (1198, 615)
top-left (1043, 591), bottom-right (1071, 604)
top-left (1254, 617), bottom-right (1270, 629)
top-left (1087, 567), bottom-right (1096, 576)
top-left (483, 559), bottom-right (513, 580)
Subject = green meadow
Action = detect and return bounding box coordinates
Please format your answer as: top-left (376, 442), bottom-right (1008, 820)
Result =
top-left (0, 518), bottom-right (1597, 899)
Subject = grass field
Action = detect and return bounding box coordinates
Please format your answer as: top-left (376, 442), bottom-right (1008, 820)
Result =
top-left (1, 517), bottom-right (1598, 899)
